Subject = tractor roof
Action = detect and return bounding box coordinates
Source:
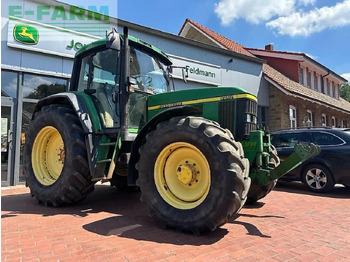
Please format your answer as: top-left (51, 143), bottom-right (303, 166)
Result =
top-left (75, 34), bottom-right (172, 66)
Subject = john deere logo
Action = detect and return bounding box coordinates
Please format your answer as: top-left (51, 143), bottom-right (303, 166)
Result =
top-left (13, 24), bottom-right (39, 45)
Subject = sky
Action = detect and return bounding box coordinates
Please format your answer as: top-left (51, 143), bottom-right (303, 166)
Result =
top-left (63, 0), bottom-right (350, 82)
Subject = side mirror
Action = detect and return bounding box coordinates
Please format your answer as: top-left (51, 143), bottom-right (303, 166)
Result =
top-left (169, 66), bottom-right (188, 83)
top-left (106, 28), bottom-right (121, 50)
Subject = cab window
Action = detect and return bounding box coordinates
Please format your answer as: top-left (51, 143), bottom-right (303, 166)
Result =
top-left (77, 49), bottom-right (120, 128)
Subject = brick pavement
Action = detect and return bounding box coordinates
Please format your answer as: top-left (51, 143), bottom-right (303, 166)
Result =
top-left (1, 182), bottom-right (350, 262)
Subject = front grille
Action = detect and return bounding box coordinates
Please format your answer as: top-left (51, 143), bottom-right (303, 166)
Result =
top-left (236, 99), bottom-right (258, 140)
top-left (218, 101), bottom-right (235, 132)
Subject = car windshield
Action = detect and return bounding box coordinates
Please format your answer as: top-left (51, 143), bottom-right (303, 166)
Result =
top-left (129, 46), bottom-right (170, 94)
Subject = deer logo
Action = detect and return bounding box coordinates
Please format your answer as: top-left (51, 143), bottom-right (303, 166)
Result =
top-left (13, 24), bottom-right (39, 45)
top-left (19, 27), bottom-right (35, 42)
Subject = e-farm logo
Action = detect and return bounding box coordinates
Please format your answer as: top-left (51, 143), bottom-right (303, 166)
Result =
top-left (9, 5), bottom-right (110, 22)
top-left (13, 24), bottom-right (39, 45)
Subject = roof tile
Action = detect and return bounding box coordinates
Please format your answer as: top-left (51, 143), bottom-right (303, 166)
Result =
top-left (263, 64), bottom-right (350, 112)
top-left (180, 19), bottom-right (255, 58)
top-left (179, 19), bottom-right (350, 113)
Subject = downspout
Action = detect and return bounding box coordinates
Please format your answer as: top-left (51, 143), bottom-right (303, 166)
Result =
top-left (321, 70), bottom-right (331, 94)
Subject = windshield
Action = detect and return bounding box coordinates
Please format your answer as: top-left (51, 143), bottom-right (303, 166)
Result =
top-left (129, 46), bottom-right (170, 94)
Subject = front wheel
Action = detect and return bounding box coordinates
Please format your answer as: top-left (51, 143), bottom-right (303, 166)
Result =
top-left (301, 164), bottom-right (334, 193)
top-left (24, 105), bottom-right (94, 206)
top-left (136, 116), bottom-right (250, 234)
top-left (246, 145), bottom-right (280, 204)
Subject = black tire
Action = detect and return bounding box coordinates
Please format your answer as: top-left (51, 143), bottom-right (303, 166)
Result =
top-left (136, 116), bottom-right (250, 234)
top-left (24, 105), bottom-right (94, 206)
top-left (301, 164), bottom-right (334, 193)
top-left (245, 145), bottom-right (280, 204)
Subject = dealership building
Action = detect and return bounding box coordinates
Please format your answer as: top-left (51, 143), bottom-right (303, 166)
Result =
top-left (1, 0), bottom-right (269, 186)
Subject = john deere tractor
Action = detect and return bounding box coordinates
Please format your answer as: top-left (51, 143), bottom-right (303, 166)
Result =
top-left (24, 28), bottom-right (319, 234)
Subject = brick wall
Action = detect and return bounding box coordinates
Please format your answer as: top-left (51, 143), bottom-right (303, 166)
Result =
top-left (259, 57), bottom-right (299, 82)
top-left (268, 84), bottom-right (350, 130)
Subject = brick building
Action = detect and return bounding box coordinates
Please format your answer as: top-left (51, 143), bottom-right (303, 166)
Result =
top-left (179, 19), bottom-right (350, 131)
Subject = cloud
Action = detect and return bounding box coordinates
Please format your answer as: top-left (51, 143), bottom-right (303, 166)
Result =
top-left (214, 0), bottom-right (295, 25)
top-left (266, 0), bottom-right (350, 36)
top-left (297, 0), bottom-right (316, 6)
top-left (214, 0), bottom-right (350, 37)
top-left (341, 73), bottom-right (350, 82)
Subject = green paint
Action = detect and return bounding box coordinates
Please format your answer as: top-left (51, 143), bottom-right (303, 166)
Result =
top-left (9, 5), bottom-right (109, 22)
top-left (37, 5), bottom-right (50, 20)
top-left (9, 6), bottom-right (22, 16)
top-left (128, 129), bottom-right (139, 133)
top-left (13, 24), bottom-right (39, 45)
top-left (51, 6), bottom-right (68, 20)
top-left (69, 6), bottom-right (85, 21)
top-left (71, 92), bottom-right (103, 133)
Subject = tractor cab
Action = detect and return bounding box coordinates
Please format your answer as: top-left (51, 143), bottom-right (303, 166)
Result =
top-left (70, 29), bottom-right (172, 135)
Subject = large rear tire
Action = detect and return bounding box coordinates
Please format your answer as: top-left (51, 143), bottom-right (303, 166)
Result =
top-left (24, 105), bottom-right (94, 206)
top-left (136, 116), bottom-right (250, 234)
top-left (246, 145), bottom-right (280, 204)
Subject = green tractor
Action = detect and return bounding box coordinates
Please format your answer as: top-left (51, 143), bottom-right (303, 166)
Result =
top-left (24, 28), bottom-right (319, 234)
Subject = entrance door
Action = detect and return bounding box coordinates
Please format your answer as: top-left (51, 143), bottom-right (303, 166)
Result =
top-left (1, 98), bottom-right (14, 186)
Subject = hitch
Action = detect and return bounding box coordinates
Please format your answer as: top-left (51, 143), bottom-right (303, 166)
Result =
top-left (251, 143), bottom-right (321, 186)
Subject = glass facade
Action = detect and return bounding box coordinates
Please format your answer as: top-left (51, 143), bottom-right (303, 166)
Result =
top-left (1, 70), bottom-right (18, 98)
top-left (1, 69), bottom-right (69, 185)
top-left (23, 74), bottom-right (67, 99)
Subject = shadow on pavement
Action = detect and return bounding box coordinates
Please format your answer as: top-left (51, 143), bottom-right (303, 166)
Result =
top-left (1, 184), bottom-right (231, 244)
top-left (274, 181), bottom-right (350, 198)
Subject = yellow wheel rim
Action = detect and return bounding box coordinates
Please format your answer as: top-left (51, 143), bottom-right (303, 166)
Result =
top-left (154, 142), bottom-right (211, 209)
top-left (31, 126), bottom-right (65, 186)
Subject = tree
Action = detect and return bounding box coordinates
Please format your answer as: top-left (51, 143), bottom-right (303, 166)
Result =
top-left (340, 83), bottom-right (350, 102)
top-left (26, 84), bottom-right (66, 99)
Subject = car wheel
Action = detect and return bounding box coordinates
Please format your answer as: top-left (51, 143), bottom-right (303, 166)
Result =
top-left (301, 164), bottom-right (334, 193)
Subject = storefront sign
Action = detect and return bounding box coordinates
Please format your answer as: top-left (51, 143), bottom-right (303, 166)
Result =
top-left (169, 55), bottom-right (221, 85)
top-left (7, 16), bottom-right (101, 58)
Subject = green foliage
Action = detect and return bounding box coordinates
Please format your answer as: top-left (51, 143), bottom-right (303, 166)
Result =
top-left (26, 84), bottom-right (66, 99)
top-left (340, 83), bottom-right (350, 102)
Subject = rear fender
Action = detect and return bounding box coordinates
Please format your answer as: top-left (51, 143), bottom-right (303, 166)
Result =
top-left (34, 92), bottom-right (99, 134)
top-left (128, 106), bottom-right (202, 185)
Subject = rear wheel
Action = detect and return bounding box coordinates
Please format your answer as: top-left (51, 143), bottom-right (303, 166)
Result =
top-left (24, 105), bottom-right (94, 206)
top-left (246, 145), bottom-right (280, 204)
top-left (301, 164), bottom-right (334, 193)
top-left (136, 116), bottom-right (250, 234)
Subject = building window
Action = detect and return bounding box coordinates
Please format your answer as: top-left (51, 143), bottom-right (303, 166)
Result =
top-left (306, 110), bottom-right (313, 126)
top-left (342, 120), bottom-right (347, 128)
top-left (307, 70), bottom-right (311, 88)
top-left (327, 79), bottom-right (331, 96)
top-left (258, 106), bottom-right (269, 128)
top-left (1, 70), bottom-right (18, 98)
top-left (299, 67), bottom-right (304, 85)
top-left (289, 105), bottom-right (297, 128)
top-left (321, 114), bottom-right (327, 126)
top-left (22, 74), bottom-right (68, 100)
top-left (335, 84), bottom-right (339, 99)
top-left (331, 116), bottom-right (336, 128)
top-left (332, 83), bottom-right (336, 98)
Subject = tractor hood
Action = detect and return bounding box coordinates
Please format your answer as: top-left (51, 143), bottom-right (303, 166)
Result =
top-left (147, 87), bottom-right (257, 112)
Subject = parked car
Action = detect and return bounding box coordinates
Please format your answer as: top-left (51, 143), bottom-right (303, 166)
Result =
top-left (271, 127), bottom-right (350, 193)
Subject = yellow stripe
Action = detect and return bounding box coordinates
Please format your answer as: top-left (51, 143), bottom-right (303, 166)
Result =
top-left (148, 93), bottom-right (257, 111)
